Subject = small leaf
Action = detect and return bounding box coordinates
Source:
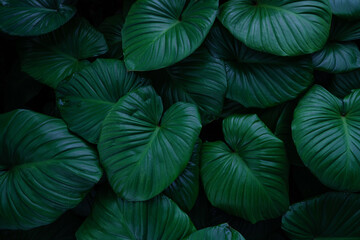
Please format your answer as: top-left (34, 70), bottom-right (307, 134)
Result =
top-left (99, 14), bottom-right (124, 59)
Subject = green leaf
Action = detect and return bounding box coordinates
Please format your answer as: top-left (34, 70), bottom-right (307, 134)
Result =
top-left (56, 59), bottom-right (148, 144)
top-left (0, 0), bottom-right (76, 36)
top-left (0, 212), bottom-right (83, 240)
top-left (98, 86), bottom-right (202, 201)
top-left (99, 14), bottom-right (124, 59)
top-left (205, 23), bottom-right (313, 108)
top-left (201, 114), bottom-right (289, 223)
top-left (185, 224), bottom-right (246, 240)
top-left (329, 69), bottom-right (360, 98)
top-left (312, 42), bottom-right (360, 74)
top-left (149, 47), bottom-right (227, 124)
top-left (0, 109), bottom-right (102, 230)
top-left (218, 0), bottom-right (332, 56)
top-left (20, 18), bottom-right (108, 88)
top-left (164, 139), bottom-right (201, 212)
top-left (312, 17), bottom-right (360, 73)
top-left (282, 192), bottom-right (360, 239)
top-left (76, 190), bottom-right (196, 240)
top-left (122, 0), bottom-right (218, 71)
top-left (292, 85), bottom-right (360, 191)
top-left (329, 0), bottom-right (360, 19)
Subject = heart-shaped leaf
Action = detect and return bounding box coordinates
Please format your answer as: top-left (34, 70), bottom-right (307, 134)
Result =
top-left (122, 0), bottom-right (218, 71)
top-left (329, 0), bottom-right (360, 19)
top-left (329, 69), bottom-right (360, 98)
top-left (185, 224), bottom-right (246, 240)
top-left (0, 109), bottom-right (102, 230)
top-left (292, 85), bottom-right (360, 191)
top-left (218, 0), bottom-right (332, 56)
top-left (99, 14), bottom-right (124, 59)
top-left (282, 192), bottom-right (360, 239)
top-left (149, 47), bottom-right (227, 123)
top-left (164, 139), bottom-right (201, 212)
top-left (201, 114), bottom-right (289, 223)
top-left (0, 0), bottom-right (76, 36)
top-left (56, 59), bottom-right (148, 144)
top-left (206, 23), bottom-right (313, 108)
top-left (76, 190), bottom-right (195, 240)
top-left (20, 18), bottom-right (108, 88)
top-left (98, 86), bottom-right (202, 201)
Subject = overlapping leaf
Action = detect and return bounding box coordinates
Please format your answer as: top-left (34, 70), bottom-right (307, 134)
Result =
top-left (56, 59), bottom-right (148, 143)
top-left (0, 109), bottom-right (102, 230)
top-left (99, 14), bottom-right (124, 58)
top-left (329, 69), bottom-right (360, 98)
top-left (329, 0), bottom-right (360, 19)
top-left (20, 18), bottom-right (108, 88)
top-left (292, 85), bottom-right (360, 191)
top-left (0, 0), bottom-right (76, 36)
top-left (201, 114), bottom-right (289, 223)
top-left (282, 192), bottom-right (360, 239)
top-left (218, 0), bottom-right (332, 56)
top-left (98, 86), bottom-right (202, 201)
top-left (122, 0), bottom-right (218, 71)
top-left (76, 190), bottom-right (195, 239)
top-left (185, 224), bottom-right (246, 240)
top-left (206, 23), bottom-right (313, 108)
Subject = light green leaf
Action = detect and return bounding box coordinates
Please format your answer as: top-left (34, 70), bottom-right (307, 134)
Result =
top-left (282, 192), bottom-right (360, 239)
top-left (56, 59), bottom-right (148, 144)
top-left (122, 0), bottom-right (218, 71)
top-left (76, 190), bottom-right (195, 240)
top-left (201, 114), bottom-right (289, 223)
top-left (329, 69), bottom-right (360, 98)
top-left (164, 139), bottom-right (201, 212)
top-left (0, 0), bottom-right (76, 36)
top-left (99, 14), bottom-right (124, 59)
top-left (149, 47), bottom-right (227, 124)
top-left (292, 85), bottom-right (360, 191)
top-left (98, 86), bottom-right (202, 201)
top-left (218, 0), bottom-right (332, 56)
top-left (20, 18), bottom-right (108, 88)
top-left (185, 224), bottom-right (246, 240)
top-left (0, 109), bottom-right (102, 230)
top-left (206, 23), bottom-right (313, 108)
top-left (329, 0), bottom-right (360, 19)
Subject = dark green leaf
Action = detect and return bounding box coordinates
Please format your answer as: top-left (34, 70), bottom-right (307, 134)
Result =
top-left (282, 192), bottom-right (360, 239)
top-left (0, 109), bottom-right (102, 230)
top-left (292, 85), bottom-right (360, 191)
top-left (329, 0), bottom-right (360, 19)
top-left (99, 14), bottom-right (124, 59)
top-left (185, 224), bottom-right (246, 240)
top-left (122, 0), bottom-right (218, 71)
top-left (218, 0), bottom-right (332, 56)
top-left (329, 69), bottom-right (360, 98)
top-left (98, 86), bottom-right (202, 201)
top-left (56, 59), bottom-right (148, 143)
top-left (206, 23), bottom-right (313, 108)
top-left (20, 18), bottom-right (108, 88)
top-left (201, 114), bottom-right (289, 223)
top-left (76, 190), bottom-right (195, 239)
top-left (0, 0), bottom-right (76, 36)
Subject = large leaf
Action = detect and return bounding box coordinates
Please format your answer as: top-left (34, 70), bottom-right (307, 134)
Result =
top-left (328, 69), bottom-right (360, 98)
top-left (122, 0), bottom-right (218, 71)
top-left (205, 23), bottom-right (313, 108)
top-left (164, 139), bottom-right (201, 212)
top-left (312, 17), bottom-right (360, 73)
top-left (218, 0), bottom-right (332, 56)
top-left (149, 47), bottom-right (227, 123)
top-left (56, 59), bottom-right (148, 144)
top-left (98, 86), bottom-right (202, 201)
top-left (201, 114), bottom-right (289, 223)
top-left (0, 109), bottom-right (102, 230)
top-left (282, 192), bottom-right (360, 239)
top-left (20, 18), bottom-right (108, 88)
top-left (292, 85), bottom-right (360, 191)
top-left (99, 14), bottom-right (124, 59)
top-left (185, 224), bottom-right (246, 240)
top-left (329, 0), bottom-right (360, 19)
top-left (0, 0), bottom-right (76, 36)
top-left (76, 190), bottom-right (195, 239)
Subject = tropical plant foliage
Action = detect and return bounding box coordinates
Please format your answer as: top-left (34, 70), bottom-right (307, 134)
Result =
top-left (1, 0), bottom-right (360, 239)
